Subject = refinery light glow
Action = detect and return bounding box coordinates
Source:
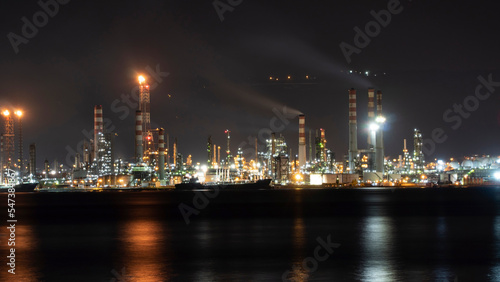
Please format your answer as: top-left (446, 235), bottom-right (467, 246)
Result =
top-left (376, 116), bottom-right (386, 123)
top-left (138, 75), bottom-right (145, 84)
top-left (494, 172), bottom-right (500, 180)
top-left (369, 123), bottom-right (379, 131)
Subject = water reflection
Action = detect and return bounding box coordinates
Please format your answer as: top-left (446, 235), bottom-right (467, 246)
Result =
top-left (432, 216), bottom-right (452, 280)
top-left (193, 219), bottom-right (216, 281)
top-left (290, 216), bottom-right (309, 281)
top-left (0, 224), bottom-right (40, 282)
top-left (490, 215), bottom-right (500, 278)
top-left (117, 210), bottom-right (172, 281)
top-left (358, 216), bottom-right (396, 281)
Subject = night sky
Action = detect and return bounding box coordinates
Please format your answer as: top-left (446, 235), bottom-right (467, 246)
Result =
top-left (1, 0), bottom-right (499, 167)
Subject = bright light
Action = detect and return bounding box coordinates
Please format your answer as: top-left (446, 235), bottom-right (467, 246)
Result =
top-left (294, 174), bottom-right (303, 181)
top-left (369, 123), bottom-right (379, 131)
top-left (138, 75), bottom-right (145, 84)
top-left (376, 116), bottom-right (386, 123)
top-left (2, 110), bottom-right (9, 117)
top-left (310, 174), bottom-right (322, 185)
top-left (494, 172), bottom-right (500, 180)
top-left (15, 110), bottom-right (22, 117)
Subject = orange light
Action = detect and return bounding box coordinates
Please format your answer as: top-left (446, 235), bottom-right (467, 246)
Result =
top-left (15, 110), bottom-right (22, 117)
top-left (138, 75), bottom-right (145, 84)
top-left (2, 110), bottom-right (9, 117)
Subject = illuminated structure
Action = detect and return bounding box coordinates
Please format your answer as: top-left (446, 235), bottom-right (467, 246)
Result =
top-left (217, 146), bottom-right (221, 166)
top-left (158, 128), bottom-right (166, 181)
top-left (308, 129), bottom-right (313, 163)
top-left (413, 128), bottom-right (424, 173)
top-left (15, 110), bottom-right (23, 179)
top-left (298, 114), bottom-right (306, 168)
top-left (265, 133), bottom-right (289, 182)
top-left (375, 90), bottom-right (385, 174)
top-left (2, 110), bottom-right (14, 182)
top-left (138, 76), bottom-right (154, 158)
top-left (236, 147), bottom-right (244, 172)
top-left (173, 138), bottom-right (178, 169)
top-left (94, 105), bottom-right (103, 161)
top-left (29, 143), bottom-right (36, 177)
top-left (348, 88), bottom-right (358, 172)
top-left (315, 129), bottom-right (327, 163)
top-left (207, 136), bottom-right (213, 167)
top-left (96, 132), bottom-right (114, 176)
top-left (402, 139), bottom-right (411, 172)
top-left (367, 88), bottom-right (375, 148)
top-left (135, 111), bottom-right (143, 163)
top-left (225, 129), bottom-right (231, 165)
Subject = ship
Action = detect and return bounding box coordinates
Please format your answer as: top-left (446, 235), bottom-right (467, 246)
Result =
top-left (175, 179), bottom-right (273, 191)
top-left (0, 182), bottom-right (38, 192)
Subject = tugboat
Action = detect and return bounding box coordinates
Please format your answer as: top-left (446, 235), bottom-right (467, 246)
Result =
top-left (175, 179), bottom-right (272, 191)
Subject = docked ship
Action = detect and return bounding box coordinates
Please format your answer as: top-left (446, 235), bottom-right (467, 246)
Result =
top-left (175, 179), bottom-right (273, 191)
top-left (0, 182), bottom-right (38, 192)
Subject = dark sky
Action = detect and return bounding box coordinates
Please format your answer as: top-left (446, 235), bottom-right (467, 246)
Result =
top-left (1, 0), bottom-right (500, 167)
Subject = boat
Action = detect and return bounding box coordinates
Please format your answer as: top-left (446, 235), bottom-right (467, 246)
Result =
top-left (0, 182), bottom-right (38, 192)
top-left (175, 179), bottom-right (273, 191)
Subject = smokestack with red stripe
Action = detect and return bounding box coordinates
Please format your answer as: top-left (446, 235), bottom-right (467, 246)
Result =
top-left (298, 114), bottom-right (306, 168)
top-left (367, 88), bottom-right (375, 147)
top-left (158, 128), bottom-right (165, 181)
top-left (135, 111), bottom-right (143, 163)
top-left (94, 105), bottom-right (103, 161)
top-left (348, 88), bottom-right (358, 172)
top-left (376, 90), bottom-right (384, 174)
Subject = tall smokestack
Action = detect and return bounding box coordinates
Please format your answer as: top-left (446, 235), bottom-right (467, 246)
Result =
top-left (94, 105), bottom-right (103, 161)
top-left (213, 144), bottom-right (216, 167)
top-left (375, 90), bottom-right (384, 174)
top-left (255, 137), bottom-right (258, 162)
top-left (298, 114), bottom-right (306, 168)
top-left (348, 88), bottom-right (358, 172)
top-left (271, 132), bottom-right (276, 156)
top-left (173, 138), bottom-right (177, 168)
top-left (158, 128), bottom-right (165, 181)
top-left (320, 128), bottom-right (327, 163)
top-left (138, 76), bottom-right (151, 152)
top-left (217, 146), bottom-right (221, 166)
top-left (367, 88), bottom-right (375, 148)
top-left (135, 111), bottom-right (143, 163)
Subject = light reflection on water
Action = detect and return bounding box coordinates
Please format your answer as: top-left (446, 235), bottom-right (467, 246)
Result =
top-left (116, 208), bottom-right (173, 281)
top-left (0, 224), bottom-right (40, 282)
top-left (358, 216), bottom-right (396, 281)
top-left (3, 190), bottom-right (500, 281)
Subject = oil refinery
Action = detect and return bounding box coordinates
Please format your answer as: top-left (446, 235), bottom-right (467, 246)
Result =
top-left (2, 78), bottom-right (500, 190)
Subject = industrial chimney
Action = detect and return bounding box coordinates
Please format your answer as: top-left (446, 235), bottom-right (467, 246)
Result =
top-left (158, 128), bottom-right (165, 181)
top-left (135, 111), bottom-right (143, 163)
top-left (348, 88), bottom-right (358, 173)
top-left (367, 88), bottom-right (375, 148)
top-left (375, 90), bottom-right (384, 174)
top-left (94, 105), bottom-right (103, 161)
top-left (298, 114), bottom-right (306, 168)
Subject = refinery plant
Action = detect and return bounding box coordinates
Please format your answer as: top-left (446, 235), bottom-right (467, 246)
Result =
top-left (2, 76), bottom-right (500, 189)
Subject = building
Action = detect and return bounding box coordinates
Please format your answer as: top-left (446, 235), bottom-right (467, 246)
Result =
top-left (413, 129), bottom-right (425, 173)
top-left (29, 143), bottom-right (36, 177)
